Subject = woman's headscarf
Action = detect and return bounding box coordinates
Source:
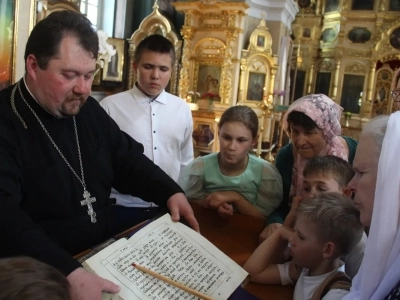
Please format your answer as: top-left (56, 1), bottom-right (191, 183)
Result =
top-left (344, 112), bottom-right (400, 300)
top-left (284, 94), bottom-right (348, 197)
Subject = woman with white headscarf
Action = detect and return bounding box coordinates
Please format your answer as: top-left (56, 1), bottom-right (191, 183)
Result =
top-left (344, 111), bottom-right (400, 299)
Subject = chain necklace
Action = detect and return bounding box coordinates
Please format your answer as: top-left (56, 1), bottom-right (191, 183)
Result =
top-left (11, 81), bottom-right (97, 223)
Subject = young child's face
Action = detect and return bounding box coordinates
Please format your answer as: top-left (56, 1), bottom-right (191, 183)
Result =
top-left (218, 121), bottom-right (256, 166)
top-left (301, 172), bottom-right (342, 199)
top-left (289, 216), bottom-right (326, 270)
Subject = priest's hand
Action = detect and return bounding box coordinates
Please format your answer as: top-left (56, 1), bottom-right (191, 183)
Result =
top-left (67, 267), bottom-right (120, 300)
top-left (167, 192), bottom-right (200, 232)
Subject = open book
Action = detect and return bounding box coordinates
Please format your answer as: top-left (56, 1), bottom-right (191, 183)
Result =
top-left (83, 214), bottom-right (248, 300)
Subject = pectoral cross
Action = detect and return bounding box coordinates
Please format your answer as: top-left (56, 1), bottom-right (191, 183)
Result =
top-left (81, 190), bottom-right (97, 223)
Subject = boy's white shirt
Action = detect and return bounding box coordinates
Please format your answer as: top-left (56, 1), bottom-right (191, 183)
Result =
top-left (278, 261), bottom-right (349, 300)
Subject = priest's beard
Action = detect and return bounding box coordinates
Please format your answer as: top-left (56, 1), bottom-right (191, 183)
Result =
top-left (59, 97), bottom-right (87, 117)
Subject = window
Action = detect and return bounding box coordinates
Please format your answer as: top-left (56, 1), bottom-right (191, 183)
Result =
top-left (80, 0), bottom-right (100, 29)
top-left (80, 0), bottom-right (115, 36)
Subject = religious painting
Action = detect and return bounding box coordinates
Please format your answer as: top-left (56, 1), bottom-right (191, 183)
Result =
top-left (376, 86), bottom-right (387, 102)
top-left (303, 28), bottom-right (311, 38)
top-left (192, 123), bottom-right (214, 149)
top-left (321, 28), bottom-right (337, 43)
top-left (348, 28), bottom-right (372, 44)
top-left (390, 27), bottom-right (400, 50)
top-left (381, 70), bottom-right (390, 81)
top-left (340, 74), bottom-right (365, 114)
top-left (351, 0), bottom-right (374, 10)
top-left (92, 70), bottom-right (101, 86)
top-left (393, 70), bottom-right (400, 90)
top-left (291, 70), bottom-right (306, 103)
top-left (297, 0), bottom-right (311, 8)
top-left (196, 64), bottom-right (221, 98)
top-left (315, 72), bottom-right (331, 96)
top-left (246, 72), bottom-right (266, 101)
top-left (256, 35), bottom-right (265, 47)
top-left (389, 0), bottom-right (400, 11)
top-left (373, 85), bottom-right (390, 116)
top-left (325, 0), bottom-right (339, 12)
top-left (102, 38), bottom-right (125, 82)
top-left (0, 0), bottom-right (17, 91)
top-left (373, 67), bottom-right (393, 116)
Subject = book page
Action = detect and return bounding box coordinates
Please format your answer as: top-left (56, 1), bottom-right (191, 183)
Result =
top-left (85, 214), bottom-right (248, 300)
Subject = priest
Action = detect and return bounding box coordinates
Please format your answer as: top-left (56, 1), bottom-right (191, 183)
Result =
top-left (0, 10), bottom-right (198, 300)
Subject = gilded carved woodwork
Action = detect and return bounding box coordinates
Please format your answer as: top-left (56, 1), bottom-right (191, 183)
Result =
top-left (36, 0), bottom-right (79, 22)
top-left (317, 60), bottom-right (333, 72)
top-left (290, 0), bottom-right (400, 126)
top-left (236, 17), bottom-right (278, 158)
top-left (173, 1), bottom-right (248, 106)
top-left (179, 28), bottom-right (193, 101)
top-left (372, 66), bottom-right (393, 116)
top-left (345, 62), bottom-right (366, 74)
top-left (238, 18), bottom-right (278, 106)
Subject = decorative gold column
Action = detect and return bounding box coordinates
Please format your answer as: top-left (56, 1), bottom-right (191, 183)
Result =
top-left (364, 60), bottom-right (376, 117)
top-left (307, 63), bottom-right (315, 94)
top-left (269, 69), bottom-right (277, 96)
top-left (178, 27), bottom-right (193, 99)
top-left (220, 30), bottom-right (236, 104)
top-left (257, 95), bottom-right (275, 162)
top-left (331, 58), bottom-right (341, 101)
top-left (127, 50), bottom-right (135, 89)
top-left (237, 58), bottom-right (247, 102)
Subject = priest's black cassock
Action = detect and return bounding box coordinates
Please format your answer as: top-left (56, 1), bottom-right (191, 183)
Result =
top-left (0, 79), bottom-right (182, 276)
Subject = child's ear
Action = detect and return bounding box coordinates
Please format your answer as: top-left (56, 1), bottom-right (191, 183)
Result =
top-left (342, 187), bottom-right (353, 198)
top-left (322, 242), bottom-right (337, 259)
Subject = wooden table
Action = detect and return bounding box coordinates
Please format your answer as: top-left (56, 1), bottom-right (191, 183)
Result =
top-left (190, 203), bottom-right (293, 300)
top-left (76, 204), bottom-right (293, 299)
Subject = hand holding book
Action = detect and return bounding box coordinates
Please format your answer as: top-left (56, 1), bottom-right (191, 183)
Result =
top-left (84, 214), bottom-right (248, 300)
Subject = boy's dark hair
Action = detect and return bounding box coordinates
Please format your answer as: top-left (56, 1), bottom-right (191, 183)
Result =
top-left (303, 155), bottom-right (354, 187)
top-left (286, 111), bottom-right (319, 132)
top-left (296, 192), bottom-right (363, 256)
top-left (25, 10), bottom-right (98, 70)
top-left (134, 35), bottom-right (175, 65)
top-left (0, 256), bottom-right (70, 300)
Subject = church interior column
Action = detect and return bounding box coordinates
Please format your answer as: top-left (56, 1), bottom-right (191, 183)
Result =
top-left (364, 60), bottom-right (377, 118)
top-left (332, 57), bottom-right (341, 101)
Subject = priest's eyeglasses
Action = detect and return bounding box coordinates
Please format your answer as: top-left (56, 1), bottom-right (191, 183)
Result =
top-left (391, 89), bottom-right (400, 102)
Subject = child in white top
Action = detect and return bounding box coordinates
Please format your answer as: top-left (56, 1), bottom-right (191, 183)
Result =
top-left (283, 155), bottom-right (367, 280)
top-left (244, 193), bottom-right (364, 300)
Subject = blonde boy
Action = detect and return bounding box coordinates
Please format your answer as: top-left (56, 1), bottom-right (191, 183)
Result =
top-left (244, 193), bottom-right (364, 300)
top-left (283, 155), bottom-right (366, 279)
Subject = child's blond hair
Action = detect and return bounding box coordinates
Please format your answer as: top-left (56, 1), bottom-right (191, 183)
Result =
top-left (296, 192), bottom-right (363, 256)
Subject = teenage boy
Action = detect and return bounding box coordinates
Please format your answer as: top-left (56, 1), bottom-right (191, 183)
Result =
top-left (101, 35), bottom-right (194, 222)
